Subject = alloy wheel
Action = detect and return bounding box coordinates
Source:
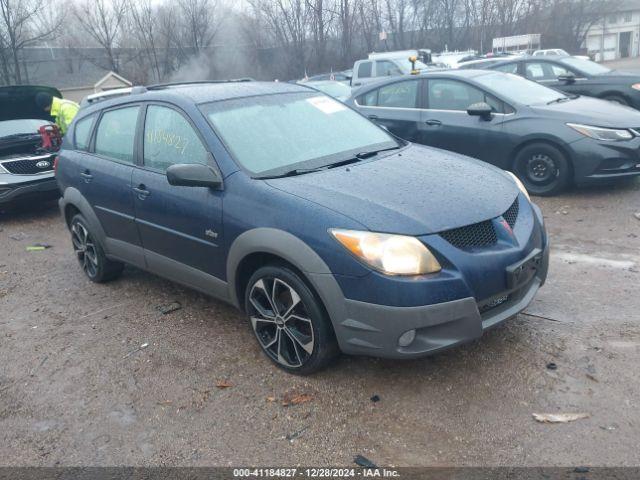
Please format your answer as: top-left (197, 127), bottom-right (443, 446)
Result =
top-left (71, 222), bottom-right (99, 278)
top-left (248, 277), bottom-right (315, 368)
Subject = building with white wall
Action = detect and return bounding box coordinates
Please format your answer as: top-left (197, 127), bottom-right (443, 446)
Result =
top-left (584, 0), bottom-right (640, 60)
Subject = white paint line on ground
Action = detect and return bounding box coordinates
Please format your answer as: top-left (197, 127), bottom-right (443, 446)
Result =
top-left (553, 251), bottom-right (636, 270)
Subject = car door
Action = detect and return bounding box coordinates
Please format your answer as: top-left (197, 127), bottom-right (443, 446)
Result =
top-left (79, 104), bottom-right (145, 267)
top-left (523, 60), bottom-right (585, 96)
top-left (355, 78), bottom-right (429, 143)
top-left (352, 60), bottom-right (373, 87)
top-left (132, 103), bottom-right (225, 288)
top-left (420, 78), bottom-right (507, 164)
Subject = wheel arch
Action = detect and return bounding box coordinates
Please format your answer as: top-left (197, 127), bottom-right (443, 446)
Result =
top-left (510, 137), bottom-right (575, 179)
top-left (60, 187), bottom-right (108, 249)
top-left (226, 229), bottom-right (346, 330)
top-left (598, 91), bottom-right (631, 105)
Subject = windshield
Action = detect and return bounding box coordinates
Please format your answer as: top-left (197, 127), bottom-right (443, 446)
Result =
top-left (0, 119), bottom-right (48, 137)
top-left (559, 57), bottom-right (611, 75)
top-left (203, 92), bottom-right (397, 176)
top-left (475, 72), bottom-right (568, 105)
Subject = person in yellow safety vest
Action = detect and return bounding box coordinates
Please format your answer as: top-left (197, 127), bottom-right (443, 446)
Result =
top-left (35, 92), bottom-right (79, 136)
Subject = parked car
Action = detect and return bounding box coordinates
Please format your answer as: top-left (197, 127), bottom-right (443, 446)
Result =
top-left (297, 80), bottom-right (352, 101)
top-left (56, 80), bottom-right (548, 374)
top-left (532, 49), bottom-right (590, 60)
top-left (351, 54), bottom-right (439, 87)
top-left (482, 56), bottom-right (640, 108)
top-left (300, 70), bottom-right (352, 83)
top-left (347, 70), bottom-right (640, 195)
top-left (0, 85), bottom-right (62, 207)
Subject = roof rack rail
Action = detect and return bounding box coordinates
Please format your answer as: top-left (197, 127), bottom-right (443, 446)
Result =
top-left (146, 78), bottom-right (254, 90)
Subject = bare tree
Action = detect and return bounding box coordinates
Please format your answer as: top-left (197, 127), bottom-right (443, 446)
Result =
top-left (126, 0), bottom-right (162, 82)
top-left (0, 0), bottom-right (64, 84)
top-left (73, 0), bottom-right (127, 73)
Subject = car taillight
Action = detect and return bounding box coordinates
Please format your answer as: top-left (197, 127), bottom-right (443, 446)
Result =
top-left (53, 156), bottom-right (59, 173)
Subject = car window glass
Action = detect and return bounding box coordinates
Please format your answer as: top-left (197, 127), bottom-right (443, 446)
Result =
top-left (428, 79), bottom-right (484, 111)
top-left (376, 81), bottom-right (419, 108)
top-left (358, 62), bottom-right (372, 78)
top-left (143, 105), bottom-right (207, 171)
top-left (550, 64), bottom-right (572, 77)
top-left (494, 63), bottom-right (518, 74)
top-left (74, 115), bottom-right (94, 151)
top-left (359, 89), bottom-right (378, 106)
top-left (94, 106), bottom-right (139, 163)
top-left (376, 60), bottom-right (402, 77)
top-left (525, 62), bottom-right (556, 80)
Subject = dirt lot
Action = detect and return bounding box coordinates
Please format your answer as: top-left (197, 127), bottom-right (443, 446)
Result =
top-left (1, 179), bottom-right (639, 467)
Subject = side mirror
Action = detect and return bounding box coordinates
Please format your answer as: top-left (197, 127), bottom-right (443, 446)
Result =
top-left (558, 74), bottom-right (576, 84)
top-left (166, 163), bottom-right (223, 189)
top-left (467, 102), bottom-right (493, 120)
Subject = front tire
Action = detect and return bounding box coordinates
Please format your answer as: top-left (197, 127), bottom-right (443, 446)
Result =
top-left (513, 143), bottom-right (571, 196)
top-left (70, 214), bottom-right (124, 283)
top-left (245, 265), bottom-right (338, 375)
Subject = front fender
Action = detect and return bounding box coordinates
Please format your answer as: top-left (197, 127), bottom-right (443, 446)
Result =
top-left (225, 228), bottom-right (347, 332)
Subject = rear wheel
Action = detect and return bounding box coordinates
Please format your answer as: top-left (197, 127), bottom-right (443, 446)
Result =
top-left (245, 265), bottom-right (338, 375)
top-left (513, 143), bottom-right (571, 196)
top-left (70, 214), bottom-right (123, 283)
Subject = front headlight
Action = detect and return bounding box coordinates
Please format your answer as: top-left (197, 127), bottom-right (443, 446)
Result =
top-left (631, 83), bottom-right (640, 91)
top-left (506, 171), bottom-right (530, 201)
top-left (329, 229), bottom-right (441, 275)
top-left (567, 123), bottom-right (633, 141)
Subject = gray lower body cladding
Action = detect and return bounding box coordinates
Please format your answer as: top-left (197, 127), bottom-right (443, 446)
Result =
top-left (324, 243), bottom-right (549, 359)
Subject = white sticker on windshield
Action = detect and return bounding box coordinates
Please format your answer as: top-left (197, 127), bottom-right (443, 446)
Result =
top-left (306, 96), bottom-right (346, 114)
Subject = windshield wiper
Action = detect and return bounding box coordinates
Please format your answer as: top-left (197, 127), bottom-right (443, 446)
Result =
top-left (257, 166), bottom-right (327, 179)
top-left (258, 146), bottom-right (401, 179)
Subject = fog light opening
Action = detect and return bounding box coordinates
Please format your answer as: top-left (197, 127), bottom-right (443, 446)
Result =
top-left (398, 329), bottom-right (416, 347)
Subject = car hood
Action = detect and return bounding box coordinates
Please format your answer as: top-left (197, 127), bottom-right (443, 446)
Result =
top-left (266, 144), bottom-right (518, 236)
top-left (595, 71), bottom-right (639, 81)
top-left (0, 85), bottom-right (61, 122)
top-left (530, 96), bottom-right (640, 127)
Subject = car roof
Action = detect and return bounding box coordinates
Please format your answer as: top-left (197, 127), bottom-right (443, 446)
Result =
top-left (146, 81), bottom-right (309, 103)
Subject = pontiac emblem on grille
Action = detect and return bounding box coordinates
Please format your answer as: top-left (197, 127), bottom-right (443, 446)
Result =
top-left (499, 218), bottom-right (513, 235)
top-left (35, 160), bottom-right (51, 169)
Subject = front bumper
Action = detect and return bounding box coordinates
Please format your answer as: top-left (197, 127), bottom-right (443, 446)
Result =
top-left (570, 136), bottom-right (640, 185)
top-left (336, 253), bottom-right (546, 358)
top-left (311, 195), bottom-right (549, 359)
top-left (0, 173), bottom-right (59, 205)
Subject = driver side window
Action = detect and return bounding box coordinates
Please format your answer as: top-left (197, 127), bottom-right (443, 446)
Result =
top-left (143, 105), bottom-right (208, 172)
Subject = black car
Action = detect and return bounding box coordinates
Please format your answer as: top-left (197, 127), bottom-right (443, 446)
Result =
top-left (478, 56), bottom-right (640, 109)
top-left (0, 86), bottom-right (62, 207)
top-left (347, 70), bottom-right (640, 195)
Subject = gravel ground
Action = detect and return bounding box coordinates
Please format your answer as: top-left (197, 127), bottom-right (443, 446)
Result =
top-left (1, 179), bottom-right (639, 467)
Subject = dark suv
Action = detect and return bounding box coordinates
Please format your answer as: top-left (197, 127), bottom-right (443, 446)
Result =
top-left (56, 81), bottom-right (548, 374)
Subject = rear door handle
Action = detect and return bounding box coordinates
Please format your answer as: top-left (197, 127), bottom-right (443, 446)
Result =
top-left (132, 184), bottom-right (150, 200)
top-left (80, 170), bottom-right (93, 183)
top-left (425, 119), bottom-right (442, 126)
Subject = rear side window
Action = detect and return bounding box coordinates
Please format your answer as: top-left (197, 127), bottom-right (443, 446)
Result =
top-left (94, 106), bottom-right (139, 163)
top-left (377, 80), bottom-right (419, 108)
top-left (143, 105), bottom-right (208, 171)
top-left (74, 115), bottom-right (94, 151)
top-left (376, 60), bottom-right (402, 77)
top-left (358, 61), bottom-right (372, 79)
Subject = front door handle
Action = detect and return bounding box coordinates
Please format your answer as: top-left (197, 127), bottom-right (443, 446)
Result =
top-left (368, 114), bottom-right (379, 120)
top-left (425, 119), bottom-right (442, 126)
top-left (80, 170), bottom-right (93, 183)
top-left (132, 184), bottom-right (150, 200)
